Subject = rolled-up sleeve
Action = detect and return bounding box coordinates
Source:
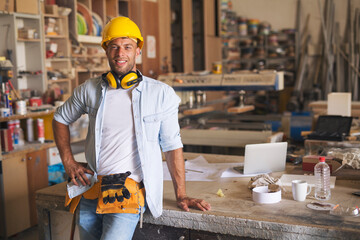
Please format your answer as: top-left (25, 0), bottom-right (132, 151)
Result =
top-left (53, 84), bottom-right (87, 125)
top-left (159, 87), bottom-right (183, 152)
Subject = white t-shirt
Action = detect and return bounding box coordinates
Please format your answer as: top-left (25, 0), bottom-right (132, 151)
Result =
top-left (97, 86), bottom-right (143, 182)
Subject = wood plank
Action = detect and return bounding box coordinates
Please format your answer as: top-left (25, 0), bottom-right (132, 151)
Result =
top-left (309, 100), bottom-right (360, 109)
top-left (158, 0), bottom-right (171, 74)
top-left (180, 129), bottom-right (272, 147)
top-left (0, 109), bottom-right (55, 123)
top-left (105, 0), bottom-right (119, 19)
top-left (227, 105), bottom-right (255, 114)
top-left (183, 106), bottom-right (214, 115)
top-left (140, 0), bottom-right (160, 78)
top-left (182, 0), bottom-right (193, 73)
top-left (91, 0), bottom-right (106, 23)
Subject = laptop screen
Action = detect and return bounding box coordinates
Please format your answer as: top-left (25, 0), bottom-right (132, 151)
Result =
top-left (244, 142), bottom-right (288, 175)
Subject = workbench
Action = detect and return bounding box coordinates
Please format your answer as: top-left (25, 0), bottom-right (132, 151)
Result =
top-left (36, 152), bottom-right (360, 240)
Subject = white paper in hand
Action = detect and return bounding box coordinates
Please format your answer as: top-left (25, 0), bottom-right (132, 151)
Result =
top-left (67, 173), bottom-right (97, 199)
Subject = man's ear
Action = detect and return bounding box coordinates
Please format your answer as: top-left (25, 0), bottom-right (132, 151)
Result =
top-left (136, 47), bottom-right (141, 57)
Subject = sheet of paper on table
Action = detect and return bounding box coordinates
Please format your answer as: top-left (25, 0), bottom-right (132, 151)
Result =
top-left (163, 155), bottom-right (258, 181)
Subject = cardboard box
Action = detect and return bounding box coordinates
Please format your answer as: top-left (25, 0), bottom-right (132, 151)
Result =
top-left (18, 28), bottom-right (36, 39)
top-left (0, 0), bottom-right (14, 12)
top-left (44, 4), bottom-right (58, 16)
top-left (16, 0), bottom-right (38, 14)
top-left (302, 155), bottom-right (342, 173)
top-left (47, 147), bottom-right (62, 165)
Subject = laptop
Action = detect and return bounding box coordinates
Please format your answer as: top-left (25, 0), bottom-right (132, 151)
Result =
top-left (242, 142), bottom-right (288, 175)
top-left (307, 115), bottom-right (352, 141)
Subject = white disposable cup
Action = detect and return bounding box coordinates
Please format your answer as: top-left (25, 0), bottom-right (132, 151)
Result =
top-left (292, 180), bottom-right (312, 201)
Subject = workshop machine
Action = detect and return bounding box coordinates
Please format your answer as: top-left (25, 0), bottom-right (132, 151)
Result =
top-left (158, 71), bottom-right (285, 154)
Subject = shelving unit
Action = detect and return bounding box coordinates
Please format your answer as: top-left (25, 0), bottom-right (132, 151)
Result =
top-left (220, 8), bottom-right (298, 88)
top-left (0, 12), bottom-right (46, 94)
top-left (55, 0), bottom-right (125, 87)
top-left (0, 109), bottom-right (55, 238)
top-left (42, 12), bottom-right (72, 95)
top-left (222, 32), bottom-right (297, 75)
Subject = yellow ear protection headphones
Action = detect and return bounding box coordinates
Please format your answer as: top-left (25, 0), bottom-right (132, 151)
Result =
top-left (103, 70), bottom-right (142, 89)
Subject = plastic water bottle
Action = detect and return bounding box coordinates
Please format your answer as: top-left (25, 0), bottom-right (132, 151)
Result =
top-left (314, 156), bottom-right (331, 201)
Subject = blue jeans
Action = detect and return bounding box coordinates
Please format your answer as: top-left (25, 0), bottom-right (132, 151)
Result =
top-left (76, 197), bottom-right (144, 240)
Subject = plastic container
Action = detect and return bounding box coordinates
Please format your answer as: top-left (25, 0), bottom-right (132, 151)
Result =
top-left (37, 118), bottom-right (45, 143)
top-left (13, 119), bottom-right (25, 148)
top-left (27, 118), bottom-right (34, 142)
top-left (314, 156), bottom-right (331, 201)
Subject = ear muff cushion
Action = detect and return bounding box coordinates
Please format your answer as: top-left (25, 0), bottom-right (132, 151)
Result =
top-left (121, 72), bottom-right (139, 89)
top-left (106, 72), bottom-right (118, 89)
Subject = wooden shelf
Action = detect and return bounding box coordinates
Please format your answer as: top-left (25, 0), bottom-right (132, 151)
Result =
top-left (76, 68), bottom-right (108, 73)
top-left (45, 34), bottom-right (67, 38)
top-left (0, 109), bottom-right (55, 123)
top-left (46, 57), bottom-right (71, 61)
top-left (72, 54), bottom-right (106, 58)
top-left (43, 13), bottom-right (61, 18)
top-left (77, 35), bottom-right (102, 44)
top-left (17, 38), bottom-right (41, 42)
top-left (1, 141), bottom-right (56, 160)
top-left (48, 78), bottom-right (71, 83)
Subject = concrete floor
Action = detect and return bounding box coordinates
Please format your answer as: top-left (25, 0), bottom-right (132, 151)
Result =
top-left (8, 226), bottom-right (38, 240)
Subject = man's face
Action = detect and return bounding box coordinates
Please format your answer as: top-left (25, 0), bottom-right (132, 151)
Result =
top-left (106, 37), bottom-right (140, 76)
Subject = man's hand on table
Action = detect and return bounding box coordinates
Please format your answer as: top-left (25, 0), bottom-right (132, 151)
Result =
top-left (177, 196), bottom-right (211, 212)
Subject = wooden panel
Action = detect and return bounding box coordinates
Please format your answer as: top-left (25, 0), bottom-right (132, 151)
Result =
top-left (183, 106), bottom-right (215, 115)
top-left (158, 0), bottom-right (171, 74)
top-left (1, 155), bottom-right (30, 237)
top-left (27, 149), bottom-right (48, 226)
top-left (92, 0), bottom-right (106, 23)
top-left (204, 36), bottom-right (222, 71)
top-left (182, 0), bottom-right (193, 73)
top-left (204, 0), bottom-right (222, 71)
top-left (140, 0), bottom-right (160, 78)
top-left (180, 129), bottom-right (272, 147)
top-left (118, 0), bottom-right (130, 18)
top-left (204, 0), bottom-right (216, 36)
top-left (227, 105), bottom-right (255, 113)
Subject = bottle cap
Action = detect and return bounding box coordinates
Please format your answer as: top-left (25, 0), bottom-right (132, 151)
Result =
top-left (319, 156), bottom-right (326, 162)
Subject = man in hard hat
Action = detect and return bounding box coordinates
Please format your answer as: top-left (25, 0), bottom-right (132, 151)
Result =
top-left (53, 16), bottom-right (211, 239)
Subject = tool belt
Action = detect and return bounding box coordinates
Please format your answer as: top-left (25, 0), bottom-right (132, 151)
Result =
top-left (65, 173), bottom-right (145, 214)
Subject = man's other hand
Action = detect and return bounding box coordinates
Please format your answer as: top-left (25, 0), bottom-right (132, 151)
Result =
top-left (177, 197), bottom-right (211, 212)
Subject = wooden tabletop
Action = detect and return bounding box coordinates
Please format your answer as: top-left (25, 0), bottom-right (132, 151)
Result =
top-left (36, 152), bottom-right (360, 239)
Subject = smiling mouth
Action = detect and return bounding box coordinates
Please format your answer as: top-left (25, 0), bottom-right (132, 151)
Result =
top-left (115, 59), bottom-right (126, 64)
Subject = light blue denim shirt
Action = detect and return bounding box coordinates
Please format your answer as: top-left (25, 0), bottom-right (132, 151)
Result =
top-left (54, 75), bottom-right (183, 218)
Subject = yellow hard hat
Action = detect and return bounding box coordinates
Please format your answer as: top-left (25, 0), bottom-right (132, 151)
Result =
top-left (101, 16), bottom-right (144, 50)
